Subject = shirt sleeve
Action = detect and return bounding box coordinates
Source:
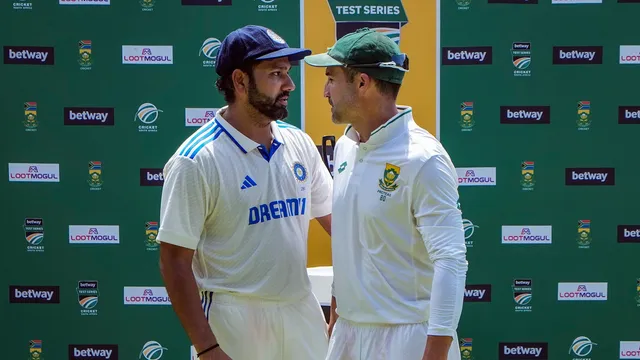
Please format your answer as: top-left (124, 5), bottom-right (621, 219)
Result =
top-left (412, 154), bottom-right (468, 337)
top-left (157, 154), bottom-right (212, 250)
top-left (308, 136), bottom-right (333, 219)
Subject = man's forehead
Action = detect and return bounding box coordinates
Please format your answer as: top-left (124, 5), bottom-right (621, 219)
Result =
top-left (257, 57), bottom-right (291, 70)
top-left (325, 66), bottom-right (342, 76)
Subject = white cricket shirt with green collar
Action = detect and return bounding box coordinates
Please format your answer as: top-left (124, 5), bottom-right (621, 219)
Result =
top-left (331, 106), bottom-right (468, 337)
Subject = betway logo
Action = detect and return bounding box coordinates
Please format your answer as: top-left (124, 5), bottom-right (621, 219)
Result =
top-left (565, 168), bottom-right (615, 185)
top-left (9, 285), bottom-right (60, 303)
top-left (69, 344), bottom-right (118, 359)
top-left (553, 46), bottom-right (603, 64)
top-left (618, 106), bottom-right (640, 124)
top-left (64, 107), bottom-right (115, 125)
top-left (463, 284), bottom-right (491, 302)
top-left (140, 168), bottom-right (164, 186)
top-left (618, 225), bottom-right (640, 243)
top-left (500, 343), bottom-right (548, 359)
top-left (441, 46), bottom-right (492, 65)
top-left (4, 46), bottom-right (55, 65)
top-left (500, 106), bottom-right (550, 124)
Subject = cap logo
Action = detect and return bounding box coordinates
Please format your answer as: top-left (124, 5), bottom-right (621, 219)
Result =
top-left (266, 29), bottom-right (286, 44)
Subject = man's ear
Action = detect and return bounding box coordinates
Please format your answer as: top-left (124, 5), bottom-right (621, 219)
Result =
top-left (357, 72), bottom-right (373, 91)
top-left (232, 69), bottom-right (249, 94)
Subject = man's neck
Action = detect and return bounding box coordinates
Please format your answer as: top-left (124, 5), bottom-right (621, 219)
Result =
top-left (351, 102), bottom-right (399, 143)
top-left (222, 105), bottom-right (274, 150)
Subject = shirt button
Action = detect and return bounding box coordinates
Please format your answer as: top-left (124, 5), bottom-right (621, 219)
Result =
top-left (359, 159), bottom-right (363, 163)
top-left (362, 146), bottom-right (367, 150)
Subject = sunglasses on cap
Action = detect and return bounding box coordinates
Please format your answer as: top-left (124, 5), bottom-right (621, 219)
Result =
top-left (346, 53), bottom-right (409, 72)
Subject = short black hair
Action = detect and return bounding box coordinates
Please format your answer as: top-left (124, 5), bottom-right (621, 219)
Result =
top-left (215, 61), bottom-right (258, 104)
top-left (341, 67), bottom-right (401, 100)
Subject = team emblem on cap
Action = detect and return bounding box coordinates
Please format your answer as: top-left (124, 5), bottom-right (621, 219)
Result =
top-left (267, 29), bottom-right (286, 44)
top-left (293, 162), bottom-right (307, 182)
top-left (379, 163), bottom-right (401, 192)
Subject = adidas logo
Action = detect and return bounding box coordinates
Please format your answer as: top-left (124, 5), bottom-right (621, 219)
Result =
top-left (240, 175), bottom-right (257, 190)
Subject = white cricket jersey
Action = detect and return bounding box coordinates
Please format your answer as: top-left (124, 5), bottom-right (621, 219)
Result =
top-left (331, 106), bottom-right (468, 336)
top-left (157, 106), bottom-right (333, 302)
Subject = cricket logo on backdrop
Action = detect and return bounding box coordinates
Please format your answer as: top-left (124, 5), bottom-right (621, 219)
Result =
top-left (460, 102), bottom-right (475, 131)
top-left (577, 220), bottom-right (591, 248)
top-left (200, 38), bottom-right (221, 68)
top-left (29, 340), bottom-right (43, 360)
top-left (146, 221), bottom-right (159, 251)
top-left (569, 336), bottom-right (597, 360)
top-left (24, 102), bottom-right (38, 131)
top-left (635, 279), bottom-right (640, 307)
top-left (140, 0), bottom-right (154, 11)
top-left (577, 101), bottom-right (591, 130)
top-left (78, 40), bottom-right (92, 70)
top-left (88, 161), bottom-right (103, 190)
top-left (139, 341), bottom-right (167, 360)
top-left (521, 161), bottom-right (535, 190)
top-left (460, 338), bottom-right (474, 359)
top-left (512, 42), bottom-right (531, 77)
top-left (77, 280), bottom-right (99, 316)
top-left (24, 218), bottom-right (44, 253)
top-left (512, 279), bottom-right (532, 312)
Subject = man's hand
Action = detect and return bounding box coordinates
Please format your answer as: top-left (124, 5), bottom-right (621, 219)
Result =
top-left (422, 335), bottom-right (453, 360)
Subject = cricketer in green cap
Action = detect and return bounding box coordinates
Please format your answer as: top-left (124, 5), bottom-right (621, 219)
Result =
top-left (304, 27), bottom-right (409, 85)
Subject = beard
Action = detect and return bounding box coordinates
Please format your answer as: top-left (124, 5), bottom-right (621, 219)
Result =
top-left (247, 77), bottom-right (290, 122)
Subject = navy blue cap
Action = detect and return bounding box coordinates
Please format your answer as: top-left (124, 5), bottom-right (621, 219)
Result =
top-left (215, 25), bottom-right (312, 76)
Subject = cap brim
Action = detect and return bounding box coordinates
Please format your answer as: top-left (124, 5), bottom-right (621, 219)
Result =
top-left (255, 48), bottom-right (312, 62)
top-left (303, 53), bottom-right (344, 67)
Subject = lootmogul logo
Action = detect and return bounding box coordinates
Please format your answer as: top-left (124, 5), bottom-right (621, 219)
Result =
top-left (8, 163), bottom-right (60, 183)
top-left (122, 46), bottom-right (173, 65)
top-left (502, 226), bottom-right (552, 244)
top-left (69, 225), bottom-right (120, 244)
top-left (456, 167), bottom-right (496, 186)
top-left (558, 282), bottom-right (608, 301)
top-left (185, 108), bottom-right (217, 127)
top-left (124, 287), bottom-right (171, 305)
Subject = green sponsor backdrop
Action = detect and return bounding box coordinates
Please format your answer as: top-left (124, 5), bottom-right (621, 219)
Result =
top-left (440, 1), bottom-right (640, 359)
top-left (0, 1), bottom-right (303, 359)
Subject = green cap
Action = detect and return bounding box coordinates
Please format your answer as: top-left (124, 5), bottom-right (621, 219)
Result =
top-left (304, 27), bottom-right (408, 85)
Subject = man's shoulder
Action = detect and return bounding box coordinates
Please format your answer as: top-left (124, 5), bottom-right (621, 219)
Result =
top-left (406, 123), bottom-right (449, 161)
top-left (173, 120), bottom-right (228, 162)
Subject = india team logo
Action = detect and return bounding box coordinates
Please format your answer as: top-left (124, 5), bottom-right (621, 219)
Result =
top-left (78, 40), bottom-right (92, 70)
top-left (460, 338), bottom-right (474, 359)
top-left (145, 221), bottom-right (159, 251)
top-left (379, 163), bottom-right (401, 192)
top-left (577, 220), bottom-right (591, 249)
top-left (24, 218), bottom-right (44, 253)
top-left (88, 161), bottom-right (103, 190)
top-left (577, 101), bottom-right (591, 130)
top-left (292, 162), bottom-right (308, 182)
top-left (29, 340), bottom-right (43, 360)
top-left (521, 161), bottom-right (535, 191)
top-left (77, 280), bottom-right (99, 316)
top-left (460, 102), bottom-right (474, 131)
top-left (569, 336), bottom-right (597, 360)
top-left (139, 341), bottom-right (167, 360)
top-left (512, 279), bottom-right (532, 312)
top-left (135, 103), bottom-right (162, 133)
top-left (512, 42), bottom-right (532, 77)
top-left (199, 38), bottom-right (221, 68)
top-left (24, 102), bottom-right (38, 131)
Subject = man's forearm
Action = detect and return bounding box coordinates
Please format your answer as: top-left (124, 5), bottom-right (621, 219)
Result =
top-left (160, 260), bottom-right (217, 352)
top-left (423, 335), bottom-right (453, 360)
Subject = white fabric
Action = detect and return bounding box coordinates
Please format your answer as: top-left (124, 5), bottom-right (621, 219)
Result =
top-left (157, 106), bottom-right (333, 301)
top-left (203, 291), bottom-right (329, 360)
top-left (326, 317), bottom-right (461, 360)
top-left (331, 106), bottom-right (468, 336)
top-left (307, 266), bottom-right (334, 306)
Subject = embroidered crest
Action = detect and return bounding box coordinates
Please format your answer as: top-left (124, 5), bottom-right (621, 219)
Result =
top-left (379, 163), bottom-right (400, 192)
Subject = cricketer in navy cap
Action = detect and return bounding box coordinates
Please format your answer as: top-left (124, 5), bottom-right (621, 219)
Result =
top-left (214, 25), bottom-right (311, 123)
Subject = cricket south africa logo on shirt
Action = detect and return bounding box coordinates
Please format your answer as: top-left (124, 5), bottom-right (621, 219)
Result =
top-left (379, 163), bottom-right (400, 192)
